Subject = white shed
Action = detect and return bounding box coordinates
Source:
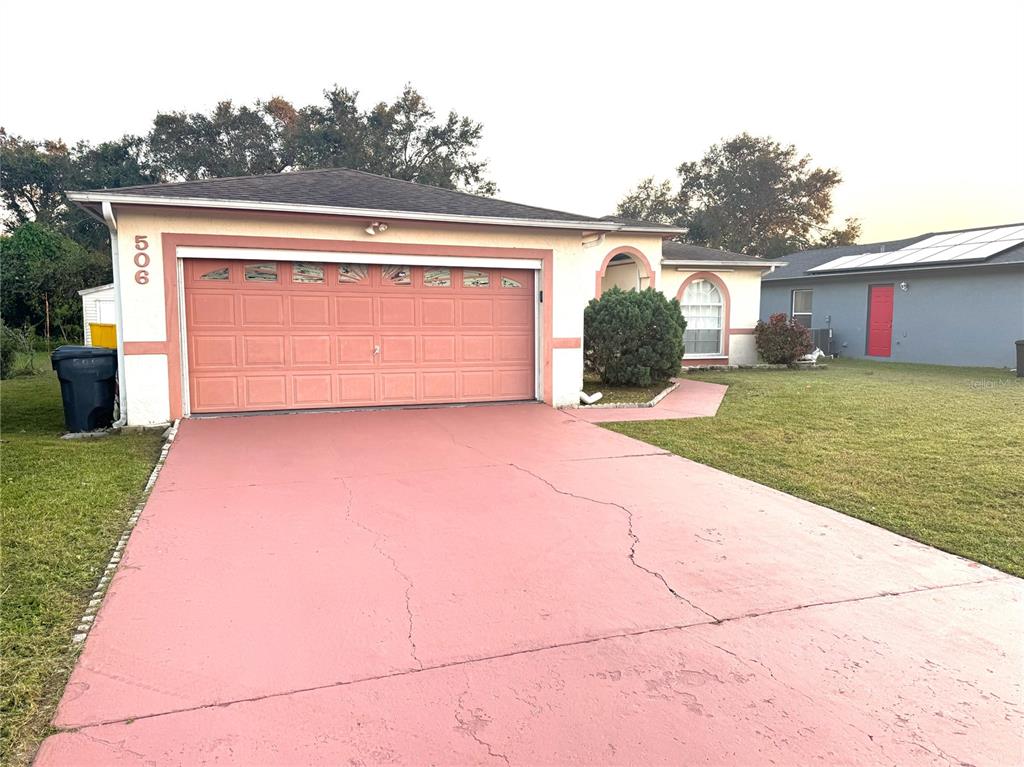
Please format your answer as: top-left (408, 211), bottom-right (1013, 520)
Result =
top-left (79, 284), bottom-right (116, 345)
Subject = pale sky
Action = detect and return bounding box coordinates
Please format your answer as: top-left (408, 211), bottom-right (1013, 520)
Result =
top-left (2, 0), bottom-right (1022, 242)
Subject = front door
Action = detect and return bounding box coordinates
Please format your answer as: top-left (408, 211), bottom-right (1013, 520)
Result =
top-left (866, 284), bottom-right (894, 357)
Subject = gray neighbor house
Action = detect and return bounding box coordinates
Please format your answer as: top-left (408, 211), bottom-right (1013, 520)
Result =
top-left (761, 223), bottom-right (1024, 368)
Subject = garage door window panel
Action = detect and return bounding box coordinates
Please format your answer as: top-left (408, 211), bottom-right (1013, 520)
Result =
top-left (424, 267), bottom-right (451, 287)
top-left (199, 266), bottom-right (230, 281)
top-left (338, 263), bottom-right (369, 285)
top-left (188, 261), bottom-right (236, 285)
top-left (292, 262), bottom-right (325, 283)
top-left (244, 263), bottom-right (278, 282)
top-left (382, 265), bottom-right (412, 286)
top-left (463, 269), bottom-right (490, 288)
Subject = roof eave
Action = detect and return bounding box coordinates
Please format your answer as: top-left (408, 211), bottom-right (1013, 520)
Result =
top-left (765, 258), bottom-right (1023, 280)
top-left (662, 259), bottom-right (784, 269)
top-left (66, 191), bottom-right (685, 235)
top-left (617, 226), bottom-right (688, 235)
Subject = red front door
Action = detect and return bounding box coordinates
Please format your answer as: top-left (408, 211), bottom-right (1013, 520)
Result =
top-left (866, 284), bottom-right (894, 357)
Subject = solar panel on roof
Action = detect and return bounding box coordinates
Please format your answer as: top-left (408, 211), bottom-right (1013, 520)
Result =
top-left (808, 224), bottom-right (1024, 273)
top-left (809, 254), bottom-right (862, 271)
top-left (996, 225), bottom-right (1024, 240)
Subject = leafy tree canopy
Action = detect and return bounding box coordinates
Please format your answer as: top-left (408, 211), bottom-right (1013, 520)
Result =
top-left (1, 130), bottom-right (160, 250)
top-left (617, 133), bottom-right (860, 258)
top-left (616, 178), bottom-right (680, 225)
top-left (145, 84), bottom-right (495, 192)
top-left (1, 84), bottom-right (496, 250)
top-left (0, 222), bottom-right (110, 342)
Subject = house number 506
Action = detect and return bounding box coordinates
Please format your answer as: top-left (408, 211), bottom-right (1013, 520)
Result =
top-left (134, 235), bottom-right (151, 284)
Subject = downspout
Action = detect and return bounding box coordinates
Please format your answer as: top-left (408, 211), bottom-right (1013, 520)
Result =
top-left (102, 201), bottom-right (128, 428)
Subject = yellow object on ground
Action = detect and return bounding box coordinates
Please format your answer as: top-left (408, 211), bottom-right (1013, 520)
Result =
top-left (89, 323), bottom-right (117, 349)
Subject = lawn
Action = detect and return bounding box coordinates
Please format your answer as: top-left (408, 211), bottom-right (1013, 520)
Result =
top-left (605, 359), bottom-right (1024, 578)
top-left (0, 370), bottom-right (164, 765)
top-left (582, 376), bottom-right (672, 405)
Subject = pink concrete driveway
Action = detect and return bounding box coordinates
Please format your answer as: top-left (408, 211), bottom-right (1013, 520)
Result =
top-left (38, 404), bottom-right (1022, 765)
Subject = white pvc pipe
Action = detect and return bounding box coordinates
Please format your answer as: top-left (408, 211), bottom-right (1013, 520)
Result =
top-left (102, 201), bottom-right (128, 428)
top-left (579, 390), bottom-right (603, 405)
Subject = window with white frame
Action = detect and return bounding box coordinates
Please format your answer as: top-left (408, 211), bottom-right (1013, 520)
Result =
top-left (791, 289), bottom-right (813, 327)
top-left (682, 279), bottom-right (724, 356)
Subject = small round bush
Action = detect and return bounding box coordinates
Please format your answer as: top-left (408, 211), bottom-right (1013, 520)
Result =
top-left (754, 312), bottom-right (813, 364)
top-left (584, 287), bottom-right (686, 386)
top-left (0, 322), bottom-right (17, 380)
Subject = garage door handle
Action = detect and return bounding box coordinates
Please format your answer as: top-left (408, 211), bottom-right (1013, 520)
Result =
top-left (373, 344), bottom-right (381, 356)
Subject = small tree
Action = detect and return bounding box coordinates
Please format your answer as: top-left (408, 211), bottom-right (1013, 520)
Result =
top-left (584, 288), bottom-right (686, 386)
top-left (754, 313), bottom-right (813, 364)
top-left (0, 222), bottom-right (109, 345)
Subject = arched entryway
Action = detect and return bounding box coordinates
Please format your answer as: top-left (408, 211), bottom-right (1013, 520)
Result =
top-left (595, 246), bottom-right (655, 297)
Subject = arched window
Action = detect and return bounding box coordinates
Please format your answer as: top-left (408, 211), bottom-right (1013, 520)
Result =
top-left (682, 279), bottom-right (723, 356)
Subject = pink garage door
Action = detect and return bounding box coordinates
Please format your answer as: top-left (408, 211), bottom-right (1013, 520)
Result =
top-left (183, 260), bottom-right (536, 413)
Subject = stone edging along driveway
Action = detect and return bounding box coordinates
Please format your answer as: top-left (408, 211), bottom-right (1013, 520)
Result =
top-left (69, 420), bottom-right (180, 647)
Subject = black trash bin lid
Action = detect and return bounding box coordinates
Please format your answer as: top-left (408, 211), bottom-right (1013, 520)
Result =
top-left (51, 345), bottom-right (118, 361)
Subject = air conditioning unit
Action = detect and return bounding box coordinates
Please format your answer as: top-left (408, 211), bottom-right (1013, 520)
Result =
top-left (810, 327), bottom-right (834, 357)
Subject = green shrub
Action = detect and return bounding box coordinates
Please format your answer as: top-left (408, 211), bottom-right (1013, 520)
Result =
top-left (0, 222), bottom-right (106, 344)
top-left (754, 312), bottom-right (813, 364)
top-left (0, 324), bottom-right (43, 378)
top-left (0, 322), bottom-right (14, 379)
top-left (584, 287), bottom-right (686, 386)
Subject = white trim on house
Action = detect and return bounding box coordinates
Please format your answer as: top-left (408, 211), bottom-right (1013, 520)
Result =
top-left (102, 201), bottom-right (129, 427)
top-left (664, 260), bottom-right (786, 269)
top-left (66, 192), bottom-right (685, 235)
top-left (176, 246), bottom-right (543, 271)
top-left (176, 258), bottom-right (191, 418)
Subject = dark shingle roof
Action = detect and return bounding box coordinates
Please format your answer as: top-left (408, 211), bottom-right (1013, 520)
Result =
top-left (764, 224), bottom-right (1024, 280)
top-left (661, 240), bottom-right (767, 264)
top-left (598, 214), bottom-right (681, 232)
top-left (70, 168), bottom-right (681, 232)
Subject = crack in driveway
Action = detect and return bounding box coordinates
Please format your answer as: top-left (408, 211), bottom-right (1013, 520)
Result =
top-left (709, 575), bottom-right (1009, 625)
top-left (454, 688), bottom-right (511, 765)
top-left (338, 476), bottom-right (423, 669)
top-left (78, 731), bottom-right (155, 764)
top-left (52, 576), bottom-right (1002, 734)
top-left (508, 463), bottom-right (722, 624)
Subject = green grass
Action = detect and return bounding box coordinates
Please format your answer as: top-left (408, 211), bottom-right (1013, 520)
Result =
top-left (1, 371), bottom-right (163, 765)
top-left (605, 359), bottom-right (1024, 577)
top-left (582, 377), bottom-right (672, 405)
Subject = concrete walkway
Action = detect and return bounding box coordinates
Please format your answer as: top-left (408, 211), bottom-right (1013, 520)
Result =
top-left (567, 379), bottom-right (727, 423)
top-left (36, 404), bottom-right (1022, 766)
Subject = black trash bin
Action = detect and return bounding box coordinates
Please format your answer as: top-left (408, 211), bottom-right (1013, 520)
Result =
top-left (51, 346), bottom-right (118, 432)
top-left (1017, 340), bottom-right (1024, 378)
